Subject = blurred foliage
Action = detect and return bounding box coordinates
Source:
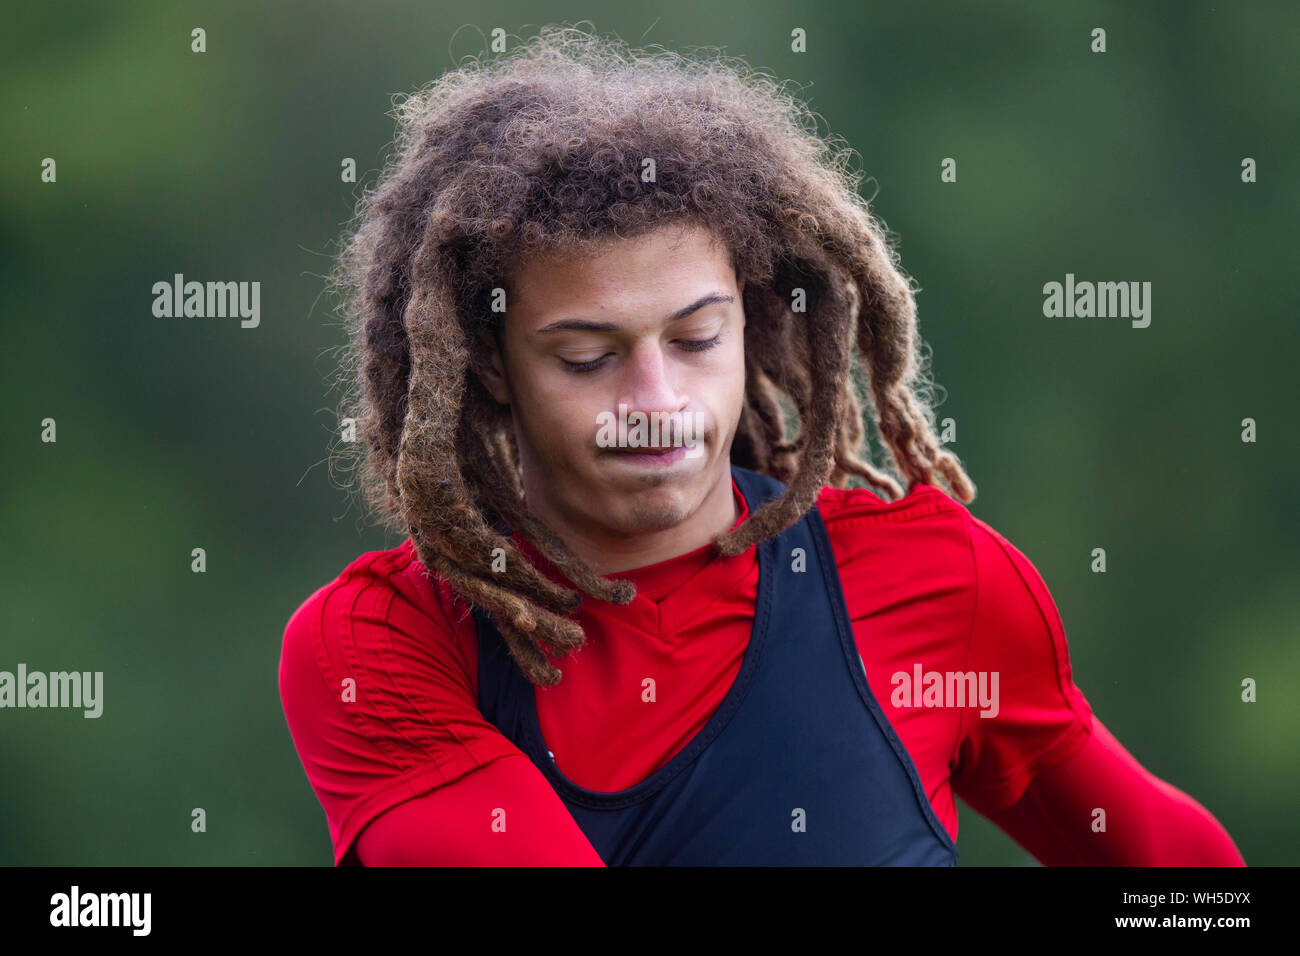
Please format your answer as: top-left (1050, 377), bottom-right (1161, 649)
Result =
top-left (2, 0), bottom-right (1295, 865)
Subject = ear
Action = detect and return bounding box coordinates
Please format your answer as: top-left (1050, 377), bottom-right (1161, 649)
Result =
top-left (473, 330), bottom-right (512, 405)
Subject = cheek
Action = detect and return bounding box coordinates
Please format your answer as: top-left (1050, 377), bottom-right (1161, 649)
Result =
top-left (512, 370), bottom-right (598, 448)
top-left (721, 340), bottom-right (748, 413)
top-left (685, 343), bottom-right (745, 440)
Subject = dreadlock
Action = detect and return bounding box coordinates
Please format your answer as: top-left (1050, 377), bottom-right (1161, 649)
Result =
top-left (328, 24), bottom-right (976, 688)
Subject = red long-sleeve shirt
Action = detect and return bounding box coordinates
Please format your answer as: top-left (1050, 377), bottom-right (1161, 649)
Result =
top-left (278, 478), bottom-right (1245, 866)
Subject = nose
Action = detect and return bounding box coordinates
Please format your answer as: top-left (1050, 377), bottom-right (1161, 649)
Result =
top-left (614, 339), bottom-right (688, 418)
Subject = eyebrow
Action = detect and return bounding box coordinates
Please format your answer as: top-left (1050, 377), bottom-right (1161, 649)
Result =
top-left (534, 291), bottom-right (735, 335)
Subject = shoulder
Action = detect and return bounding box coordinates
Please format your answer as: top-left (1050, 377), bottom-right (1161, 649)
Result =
top-left (279, 539), bottom-right (476, 694)
top-left (278, 540), bottom-right (489, 752)
top-left (951, 510), bottom-right (1095, 808)
top-left (277, 539), bottom-right (519, 865)
top-left (815, 481), bottom-right (1058, 583)
top-left (814, 482), bottom-right (1077, 655)
top-left (815, 480), bottom-right (966, 524)
top-left (815, 481), bottom-right (979, 578)
top-left (815, 481), bottom-right (976, 542)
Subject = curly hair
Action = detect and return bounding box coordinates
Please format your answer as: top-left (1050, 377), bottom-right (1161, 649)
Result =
top-left (327, 23), bottom-right (975, 688)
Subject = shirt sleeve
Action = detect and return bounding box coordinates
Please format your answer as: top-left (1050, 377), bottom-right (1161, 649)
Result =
top-left (975, 716), bottom-right (1246, 865)
top-left (277, 564), bottom-right (525, 866)
top-left (352, 752), bottom-right (607, 866)
top-left (950, 515), bottom-right (1095, 811)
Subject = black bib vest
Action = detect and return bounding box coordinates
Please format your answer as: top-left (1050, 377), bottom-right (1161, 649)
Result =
top-left (474, 464), bottom-right (958, 865)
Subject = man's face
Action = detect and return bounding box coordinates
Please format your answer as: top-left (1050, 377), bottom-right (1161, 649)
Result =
top-left (478, 222), bottom-right (746, 547)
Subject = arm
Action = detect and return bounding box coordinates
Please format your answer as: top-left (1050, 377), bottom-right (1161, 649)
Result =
top-left (971, 716), bottom-right (1245, 866)
top-left (355, 753), bottom-right (606, 866)
top-left (950, 513), bottom-right (1244, 866)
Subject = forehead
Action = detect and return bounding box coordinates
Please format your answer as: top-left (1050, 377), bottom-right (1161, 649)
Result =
top-left (506, 223), bottom-right (736, 319)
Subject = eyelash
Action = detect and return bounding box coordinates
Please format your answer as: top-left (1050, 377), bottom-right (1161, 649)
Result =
top-left (562, 335), bottom-right (722, 374)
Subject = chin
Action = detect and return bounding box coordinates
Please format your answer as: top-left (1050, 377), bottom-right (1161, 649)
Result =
top-left (584, 480), bottom-right (690, 531)
top-left (616, 500), bottom-right (692, 534)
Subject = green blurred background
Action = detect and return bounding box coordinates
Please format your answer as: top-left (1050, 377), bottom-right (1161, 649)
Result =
top-left (2, 0), bottom-right (1296, 865)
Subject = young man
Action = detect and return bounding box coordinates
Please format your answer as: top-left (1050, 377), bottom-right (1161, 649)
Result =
top-left (278, 26), bottom-right (1244, 866)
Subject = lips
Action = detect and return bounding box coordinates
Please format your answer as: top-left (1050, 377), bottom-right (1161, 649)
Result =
top-left (604, 443), bottom-right (694, 466)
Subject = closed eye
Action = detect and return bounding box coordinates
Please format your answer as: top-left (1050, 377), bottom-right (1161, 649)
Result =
top-left (561, 334), bottom-right (722, 374)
